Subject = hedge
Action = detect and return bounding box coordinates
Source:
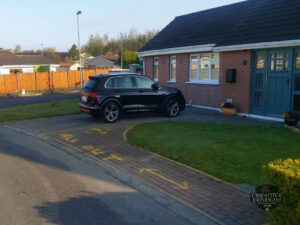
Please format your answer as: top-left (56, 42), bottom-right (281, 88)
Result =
top-left (264, 158), bottom-right (300, 225)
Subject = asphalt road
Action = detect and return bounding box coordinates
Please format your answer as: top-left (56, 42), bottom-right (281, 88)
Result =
top-left (0, 93), bottom-right (80, 109)
top-left (0, 126), bottom-right (196, 225)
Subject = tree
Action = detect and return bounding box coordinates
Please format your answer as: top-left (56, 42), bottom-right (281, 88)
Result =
top-left (69, 44), bottom-right (79, 61)
top-left (15, 44), bottom-right (22, 53)
top-left (85, 29), bottom-right (159, 56)
top-left (85, 33), bottom-right (104, 56)
top-left (121, 51), bottom-right (140, 69)
top-left (42, 47), bottom-right (60, 63)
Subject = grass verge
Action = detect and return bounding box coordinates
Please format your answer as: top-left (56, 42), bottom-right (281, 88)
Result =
top-left (0, 99), bottom-right (80, 123)
top-left (127, 121), bottom-right (300, 186)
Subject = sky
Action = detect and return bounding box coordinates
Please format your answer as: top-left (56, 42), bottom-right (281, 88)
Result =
top-left (0, 0), bottom-right (242, 52)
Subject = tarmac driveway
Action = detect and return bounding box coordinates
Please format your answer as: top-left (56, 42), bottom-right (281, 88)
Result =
top-left (0, 92), bottom-right (79, 109)
top-left (5, 106), bottom-right (277, 225)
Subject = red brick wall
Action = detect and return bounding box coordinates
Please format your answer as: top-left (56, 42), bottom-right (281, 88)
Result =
top-left (143, 50), bottom-right (252, 113)
top-left (220, 50), bottom-right (252, 113)
top-left (144, 54), bottom-right (222, 108)
top-left (145, 56), bottom-right (154, 80)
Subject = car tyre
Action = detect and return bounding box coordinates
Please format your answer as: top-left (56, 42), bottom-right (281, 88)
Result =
top-left (163, 97), bottom-right (180, 117)
top-left (102, 101), bottom-right (120, 123)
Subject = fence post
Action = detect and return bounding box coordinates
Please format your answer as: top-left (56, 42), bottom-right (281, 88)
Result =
top-left (52, 71), bottom-right (54, 91)
top-left (35, 71), bottom-right (37, 90)
top-left (48, 71), bottom-right (50, 91)
top-left (16, 73), bottom-right (19, 93)
top-left (82, 69), bottom-right (84, 85)
top-left (67, 70), bottom-right (70, 88)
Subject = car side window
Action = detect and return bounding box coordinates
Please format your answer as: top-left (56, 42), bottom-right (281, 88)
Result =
top-left (135, 76), bottom-right (154, 89)
top-left (106, 78), bottom-right (117, 88)
top-left (117, 77), bottom-right (134, 88)
top-left (106, 77), bottom-right (134, 89)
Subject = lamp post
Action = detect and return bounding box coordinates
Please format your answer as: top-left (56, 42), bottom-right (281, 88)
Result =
top-left (77, 10), bottom-right (83, 87)
top-left (41, 43), bottom-right (43, 56)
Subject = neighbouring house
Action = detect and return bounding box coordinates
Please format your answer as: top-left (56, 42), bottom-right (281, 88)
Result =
top-left (138, 0), bottom-right (300, 120)
top-left (74, 56), bottom-right (94, 67)
top-left (58, 62), bottom-right (82, 71)
top-left (18, 51), bottom-right (71, 63)
top-left (0, 50), bottom-right (59, 74)
top-left (85, 54), bottom-right (119, 69)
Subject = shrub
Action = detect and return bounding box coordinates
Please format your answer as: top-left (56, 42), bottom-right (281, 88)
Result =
top-left (264, 159), bottom-right (300, 225)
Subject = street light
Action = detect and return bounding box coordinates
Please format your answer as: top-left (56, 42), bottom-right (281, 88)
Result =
top-left (77, 10), bottom-right (83, 87)
top-left (41, 43), bottom-right (43, 56)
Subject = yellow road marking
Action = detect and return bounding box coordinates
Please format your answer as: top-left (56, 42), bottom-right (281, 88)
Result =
top-left (61, 134), bottom-right (78, 143)
top-left (85, 128), bottom-right (110, 135)
top-left (102, 154), bottom-right (123, 161)
top-left (81, 145), bottom-right (104, 155)
top-left (91, 149), bottom-right (104, 155)
top-left (82, 145), bottom-right (94, 150)
top-left (139, 168), bottom-right (188, 190)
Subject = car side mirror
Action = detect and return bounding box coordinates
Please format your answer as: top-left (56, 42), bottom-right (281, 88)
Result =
top-left (151, 83), bottom-right (159, 90)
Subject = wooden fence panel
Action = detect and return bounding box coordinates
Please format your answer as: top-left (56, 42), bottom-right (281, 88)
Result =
top-left (0, 74), bottom-right (18, 93)
top-left (18, 73), bottom-right (36, 91)
top-left (5, 74), bottom-right (18, 93)
top-left (96, 67), bottom-right (113, 75)
top-left (53, 71), bottom-right (68, 89)
top-left (69, 71), bottom-right (80, 87)
top-left (0, 68), bottom-right (119, 93)
top-left (83, 70), bottom-right (95, 85)
top-left (0, 76), bottom-right (5, 93)
top-left (36, 72), bottom-right (50, 90)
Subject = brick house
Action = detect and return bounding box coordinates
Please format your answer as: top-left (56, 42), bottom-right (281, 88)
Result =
top-left (138, 0), bottom-right (300, 120)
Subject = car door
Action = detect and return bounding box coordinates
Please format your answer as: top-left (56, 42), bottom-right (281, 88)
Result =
top-left (106, 76), bottom-right (138, 110)
top-left (133, 76), bottom-right (162, 109)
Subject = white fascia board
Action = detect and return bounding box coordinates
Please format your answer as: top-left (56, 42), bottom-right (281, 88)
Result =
top-left (214, 39), bottom-right (300, 52)
top-left (138, 44), bottom-right (216, 57)
top-left (1, 65), bottom-right (33, 68)
top-left (1, 64), bottom-right (59, 68)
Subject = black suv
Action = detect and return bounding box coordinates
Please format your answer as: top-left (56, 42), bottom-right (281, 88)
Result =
top-left (79, 73), bottom-right (186, 122)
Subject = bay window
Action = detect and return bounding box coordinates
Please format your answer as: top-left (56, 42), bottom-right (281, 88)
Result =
top-left (189, 53), bottom-right (219, 84)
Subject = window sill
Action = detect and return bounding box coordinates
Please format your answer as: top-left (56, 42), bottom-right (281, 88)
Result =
top-left (154, 78), bottom-right (159, 82)
top-left (167, 80), bottom-right (176, 83)
top-left (186, 80), bottom-right (219, 85)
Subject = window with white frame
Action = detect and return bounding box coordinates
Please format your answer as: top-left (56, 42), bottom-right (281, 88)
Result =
top-left (169, 56), bottom-right (176, 81)
top-left (153, 57), bottom-right (159, 81)
top-left (189, 53), bottom-right (219, 83)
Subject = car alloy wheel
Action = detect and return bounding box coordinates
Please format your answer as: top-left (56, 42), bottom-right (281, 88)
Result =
top-left (167, 98), bottom-right (180, 117)
top-left (104, 102), bottom-right (120, 122)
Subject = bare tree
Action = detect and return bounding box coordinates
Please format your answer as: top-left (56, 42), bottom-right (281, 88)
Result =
top-left (15, 44), bottom-right (22, 53)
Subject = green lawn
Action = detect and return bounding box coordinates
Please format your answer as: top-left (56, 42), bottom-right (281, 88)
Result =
top-left (0, 99), bottom-right (80, 123)
top-left (127, 121), bottom-right (300, 186)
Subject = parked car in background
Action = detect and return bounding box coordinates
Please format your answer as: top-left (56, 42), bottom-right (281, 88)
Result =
top-left (79, 73), bottom-right (186, 122)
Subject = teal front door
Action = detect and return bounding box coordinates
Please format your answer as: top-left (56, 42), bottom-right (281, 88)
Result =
top-left (251, 48), bottom-right (293, 116)
top-left (265, 49), bottom-right (292, 116)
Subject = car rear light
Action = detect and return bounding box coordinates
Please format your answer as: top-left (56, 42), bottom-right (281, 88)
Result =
top-left (87, 92), bottom-right (99, 98)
